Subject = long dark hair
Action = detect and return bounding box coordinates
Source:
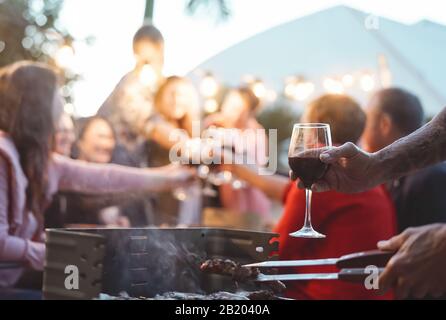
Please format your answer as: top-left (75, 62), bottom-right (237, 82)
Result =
top-left (0, 61), bottom-right (59, 220)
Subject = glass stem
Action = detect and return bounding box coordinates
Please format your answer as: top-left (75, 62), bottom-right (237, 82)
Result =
top-left (303, 188), bottom-right (313, 229)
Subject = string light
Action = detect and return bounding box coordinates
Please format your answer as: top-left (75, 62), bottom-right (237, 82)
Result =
top-left (200, 73), bottom-right (219, 98)
top-left (294, 82), bottom-right (314, 101)
top-left (323, 77), bottom-right (344, 94)
top-left (63, 103), bottom-right (75, 115)
top-left (54, 45), bottom-right (75, 69)
top-left (342, 74), bottom-right (354, 87)
top-left (360, 73), bottom-right (375, 92)
top-left (251, 80), bottom-right (266, 99)
top-left (284, 77), bottom-right (314, 101)
top-left (204, 99), bottom-right (219, 113)
top-left (265, 89), bottom-right (277, 102)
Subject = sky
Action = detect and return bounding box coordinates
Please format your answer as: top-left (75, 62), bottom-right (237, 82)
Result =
top-left (59, 0), bottom-right (446, 117)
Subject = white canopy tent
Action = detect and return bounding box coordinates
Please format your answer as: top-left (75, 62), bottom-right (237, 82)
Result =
top-left (191, 5), bottom-right (446, 116)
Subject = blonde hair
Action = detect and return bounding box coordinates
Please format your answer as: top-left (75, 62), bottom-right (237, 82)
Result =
top-left (304, 94), bottom-right (365, 144)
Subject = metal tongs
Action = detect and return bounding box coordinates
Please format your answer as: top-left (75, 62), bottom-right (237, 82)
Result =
top-left (244, 250), bottom-right (394, 283)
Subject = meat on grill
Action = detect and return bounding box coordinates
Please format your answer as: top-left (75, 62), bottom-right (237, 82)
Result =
top-left (200, 258), bottom-right (260, 282)
top-left (200, 258), bottom-right (286, 294)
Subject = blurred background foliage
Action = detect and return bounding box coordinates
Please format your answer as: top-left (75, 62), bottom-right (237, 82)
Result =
top-left (0, 0), bottom-right (80, 101)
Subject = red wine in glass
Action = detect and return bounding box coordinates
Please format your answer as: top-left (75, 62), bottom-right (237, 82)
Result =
top-left (288, 123), bottom-right (332, 238)
top-left (288, 153), bottom-right (329, 189)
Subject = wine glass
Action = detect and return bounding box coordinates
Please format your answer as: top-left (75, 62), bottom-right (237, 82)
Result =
top-left (288, 123), bottom-right (332, 238)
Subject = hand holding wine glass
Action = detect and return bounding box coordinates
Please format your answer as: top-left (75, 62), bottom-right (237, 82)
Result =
top-left (288, 123), bottom-right (332, 238)
top-left (290, 142), bottom-right (381, 194)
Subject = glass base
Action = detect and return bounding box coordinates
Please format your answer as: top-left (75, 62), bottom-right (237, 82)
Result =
top-left (289, 227), bottom-right (326, 239)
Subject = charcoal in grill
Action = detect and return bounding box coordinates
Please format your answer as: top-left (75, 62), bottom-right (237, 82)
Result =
top-left (98, 290), bottom-right (280, 300)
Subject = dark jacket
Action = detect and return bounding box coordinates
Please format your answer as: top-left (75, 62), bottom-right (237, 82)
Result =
top-left (388, 162), bottom-right (446, 232)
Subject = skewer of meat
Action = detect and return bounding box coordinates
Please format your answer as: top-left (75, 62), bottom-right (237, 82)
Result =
top-left (200, 258), bottom-right (286, 293)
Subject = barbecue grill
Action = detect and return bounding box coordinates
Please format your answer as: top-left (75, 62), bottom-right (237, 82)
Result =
top-left (43, 227), bottom-right (279, 300)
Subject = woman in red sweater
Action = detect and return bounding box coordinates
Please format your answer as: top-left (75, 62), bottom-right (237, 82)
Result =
top-left (225, 94), bottom-right (396, 299)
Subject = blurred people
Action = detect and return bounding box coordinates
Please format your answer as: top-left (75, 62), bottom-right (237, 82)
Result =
top-left (144, 76), bottom-right (202, 225)
top-left (44, 112), bottom-right (76, 228)
top-left (47, 116), bottom-right (157, 228)
top-left (146, 76), bottom-right (200, 150)
top-left (0, 61), bottom-right (194, 293)
top-left (223, 94), bottom-right (396, 299)
top-left (53, 117), bottom-right (133, 227)
top-left (77, 117), bottom-right (116, 163)
top-left (361, 88), bottom-right (446, 232)
top-left (205, 87), bottom-right (271, 223)
top-left (54, 112), bottom-right (75, 157)
top-left (97, 23), bottom-right (164, 166)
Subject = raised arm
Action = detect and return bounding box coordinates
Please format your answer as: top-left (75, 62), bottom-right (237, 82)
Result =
top-left (51, 154), bottom-right (194, 195)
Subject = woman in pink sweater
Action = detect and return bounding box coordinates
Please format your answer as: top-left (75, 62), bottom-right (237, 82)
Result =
top-left (0, 61), bottom-right (195, 288)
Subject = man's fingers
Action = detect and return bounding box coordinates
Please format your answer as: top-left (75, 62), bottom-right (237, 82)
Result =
top-left (378, 266), bottom-right (396, 294)
top-left (431, 285), bottom-right (446, 298)
top-left (312, 166), bottom-right (337, 192)
top-left (377, 232), bottom-right (408, 251)
top-left (394, 277), bottom-right (412, 300)
top-left (412, 284), bottom-right (429, 299)
top-left (320, 142), bottom-right (359, 164)
top-left (378, 254), bottom-right (404, 294)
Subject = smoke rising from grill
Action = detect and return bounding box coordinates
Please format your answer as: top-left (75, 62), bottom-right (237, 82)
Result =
top-left (102, 228), bottom-right (206, 297)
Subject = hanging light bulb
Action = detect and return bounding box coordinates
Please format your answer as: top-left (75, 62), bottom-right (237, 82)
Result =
top-left (54, 45), bottom-right (75, 70)
top-left (63, 103), bottom-right (75, 115)
top-left (204, 99), bottom-right (219, 113)
top-left (342, 74), bottom-right (355, 87)
top-left (294, 81), bottom-right (315, 101)
top-left (284, 76), bottom-right (314, 101)
top-left (360, 73), bottom-right (375, 92)
top-left (251, 80), bottom-right (266, 99)
top-left (284, 82), bottom-right (296, 99)
top-left (265, 89), bottom-right (277, 102)
top-left (323, 77), bottom-right (344, 94)
top-left (200, 73), bottom-right (218, 98)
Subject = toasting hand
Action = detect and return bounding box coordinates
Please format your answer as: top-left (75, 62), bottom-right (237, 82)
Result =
top-left (292, 142), bottom-right (383, 193)
top-left (154, 164), bottom-right (197, 189)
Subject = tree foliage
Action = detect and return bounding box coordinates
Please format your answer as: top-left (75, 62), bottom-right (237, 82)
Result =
top-left (0, 0), bottom-right (73, 66)
top-left (0, 0), bottom-right (78, 101)
top-left (185, 0), bottom-right (231, 21)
